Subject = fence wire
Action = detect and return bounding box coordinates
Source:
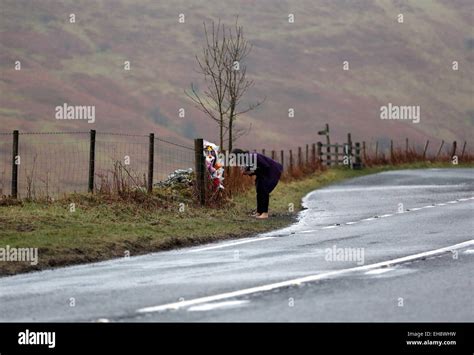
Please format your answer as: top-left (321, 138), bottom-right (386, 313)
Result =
top-left (0, 131), bottom-right (195, 199)
top-left (155, 138), bottom-right (194, 182)
top-left (18, 132), bottom-right (89, 199)
top-left (0, 130), bottom-right (467, 199)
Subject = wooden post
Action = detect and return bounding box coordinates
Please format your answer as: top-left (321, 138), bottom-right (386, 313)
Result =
top-left (11, 130), bottom-right (19, 198)
top-left (436, 140), bottom-right (444, 158)
top-left (298, 147), bottom-right (302, 167)
top-left (262, 149), bottom-right (266, 156)
top-left (88, 129), bottom-right (96, 193)
top-left (147, 133), bottom-right (154, 193)
top-left (347, 133), bottom-right (352, 157)
top-left (461, 141), bottom-right (467, 159)
top-left (345, 133), bottom-right (352, 167)
top-left (390, 140), bottom-right (394, 163)
top-left (362, 141), bottom-right (366, 162)
top-left (311, 143), bottom-right (316, 166)
top-left (271, 150), bottom-right (275, 160)
top-left (305, 144), bottom-right (309, 165)
top-left (335, 145), bottom-right (339, 166)
top-left (317, 142), bottom-right (323, 163)
top-left (422, 140), bottom-right (429, 160)
top-left (194, 139), bottom-right (206, 206)
top-left (326, 124), bottom-right (331, 166)
top-left (451, 141), bottom-right (457, 158)
top-left (289, 150), bottom-right (293, 171)
top-left (354, 142), bottom-right (362, 169)
top-left (280, 150), bottom-right (284, 170)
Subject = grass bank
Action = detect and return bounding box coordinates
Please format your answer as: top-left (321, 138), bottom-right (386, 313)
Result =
top-left (0, 162), bottom-right (471, 275)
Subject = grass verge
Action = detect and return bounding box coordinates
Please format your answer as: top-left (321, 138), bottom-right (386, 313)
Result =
top-left (0, 162), bottom-right (472, 275)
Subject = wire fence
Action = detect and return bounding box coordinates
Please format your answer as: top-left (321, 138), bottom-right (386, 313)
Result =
top-left (255, 136), bottom-right (472, 170)
top-left (0, 131), bottom-right (194, 199)
top-left (0, 129), bottom-right (471, 200)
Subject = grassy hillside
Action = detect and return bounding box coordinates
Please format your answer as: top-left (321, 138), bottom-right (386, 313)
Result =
top-left (0, 0), bottom-right (473, 148)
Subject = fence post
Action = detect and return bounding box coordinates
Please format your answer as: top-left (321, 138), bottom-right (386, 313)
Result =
top-left (262, 149), bottom-right (266, 156)
top-left (88, 129), bottom-right (96, 193)
top-left (147, 133), bottom-right (154, 193)
top-left (194, 138), bottom-right (206, 206)
top-left (423, 140), bottom-right (429, 160)
top-left (347, 133), bottom-right (352, 155)
top-left (451, 141), bottom-right (457, 159)
top-left (280, 150), bottom-right (284, 170)
top-left (436, 140), bottom-right (444, 158)
top-left (461, 141), bottom-right (467, 159)
top-left (362, 141), bottom-right (366, 162)
top-left (317, 142), bottom-right (322, 163)
top-left (289, 150), bottom-right (293, 171)
top-left (11, 130), bottom-right (19, 199)
top-left (298, 147), bottom-right (302, 167)
top-left (311, 143), bottom-right (316, 166)
top-left (390, 140), bottom-right (394, 163)
top-left (305, 144), bottom-right (309, 165)
top-left (326, 138), bottom-right (331, 166)
top-left (335, 145), bottom-right (339, 166)
top-left (354, 142), bottom-right (362, 169)
top-left (271, 150), bottom-right (275, 160)
top-left (345, 133), bottom-right (352, 167)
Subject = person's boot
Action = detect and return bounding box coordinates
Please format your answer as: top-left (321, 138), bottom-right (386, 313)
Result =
top-left (255, 212), bottom-right (269, 219)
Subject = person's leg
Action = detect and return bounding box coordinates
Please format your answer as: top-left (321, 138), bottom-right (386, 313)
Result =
top-left (256, 190), bottom-right (266, 214)
top-left (256, 190), bottom-right (269, 219)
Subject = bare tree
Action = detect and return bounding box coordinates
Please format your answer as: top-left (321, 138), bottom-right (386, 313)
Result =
top-left (186, 18), bottom-right (263, 151)
top-left (185, 20), bottom-right (229, 149)
top-left (224, 19), bottom-right (264, 152)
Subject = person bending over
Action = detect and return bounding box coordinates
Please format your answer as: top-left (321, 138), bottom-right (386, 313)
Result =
top-left (233, 149), bottom-right (283, 219)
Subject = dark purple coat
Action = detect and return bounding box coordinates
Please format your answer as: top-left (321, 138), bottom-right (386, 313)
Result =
top-left (253, 153), bottom-right (283, 194)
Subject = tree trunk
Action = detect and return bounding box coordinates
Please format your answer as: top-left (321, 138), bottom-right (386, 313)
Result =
top-left (228, 117), bottom-right (233, 152)
top-left (219, 114), bottom-right (224, 150)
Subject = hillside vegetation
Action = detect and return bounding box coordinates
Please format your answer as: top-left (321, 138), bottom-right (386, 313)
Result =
top-left (0, 0), bottom-right (473, 148)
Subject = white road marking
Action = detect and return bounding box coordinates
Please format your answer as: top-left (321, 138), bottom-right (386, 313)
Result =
top-left (463, 249), bottom-right (474, 254)
top-left (188, 300), bottom-right (249, 312)
top-left (299, 229), bottom-right (318, 234)
top-left (188, 237), bottom-right (275, 252)
top-left (322, 225), bottom-right (338, 229)
top-left (136, 240), bottom-right (474, 314)
top-left (365, 268), bottom-right (395, 275)
top-left (317, 185), bottom-right (466, 193)
top-left (188, 197), bottom-right (472, 252)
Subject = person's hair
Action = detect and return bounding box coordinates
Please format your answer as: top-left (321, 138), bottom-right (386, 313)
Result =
top-left (231, 148), bottom-right (248, 155)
